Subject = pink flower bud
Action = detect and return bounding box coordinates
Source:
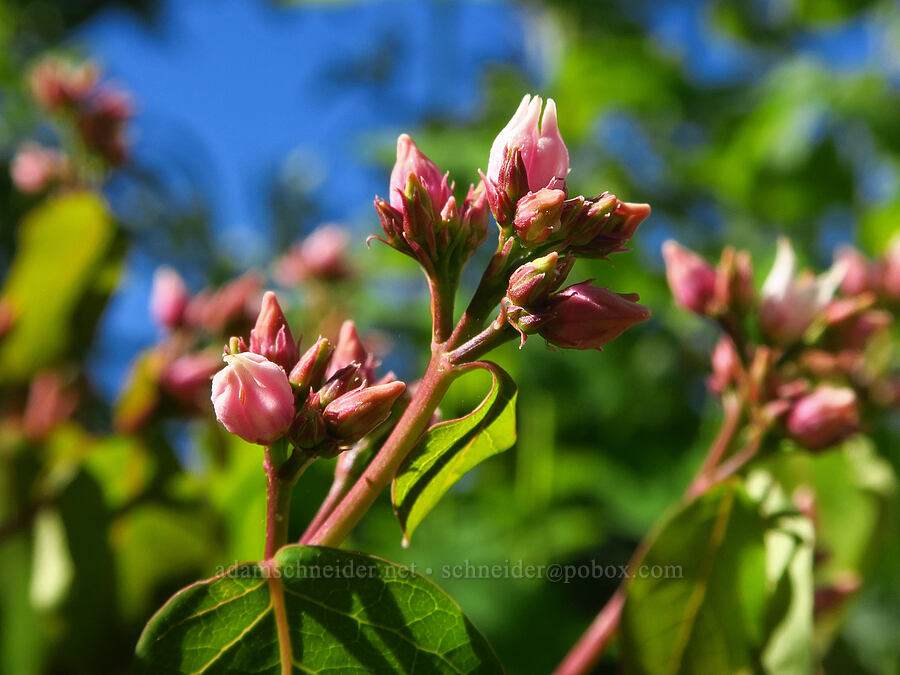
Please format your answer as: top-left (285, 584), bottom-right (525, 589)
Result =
top-left (760, 238), bottom-right (846, 345)
top-left (786, 385), bottom-right (858, 451)
top-left (211, 352), bottom-right (295, 445)
top-left (884, 236), bottom-right (900, 299)
top-left (835, 245), bottom-right (876, 296)
top-left (389, 134), bottom-right (451, 212)
top-left (488, 95), bottom-right (569, 193)
top-left (506, 252), bottom-right (574, 308)
top-left (317, 363), bottom-right (366, 408)
top-left (327, 321), bottom-right (370, 378)
top-left (150, 266), bottom-right (189, 330)
top-left (23, 371), bottom-right (78, 440)
top-left (159, 351), bottom-right (220, 408)
top-left (538, 281), bottom-right (651, 350)
top-left (714, 247), bottom-right (755, 312)
top-left (323, 380), bottom-right (406, 442)
top-left (708, 336), bottom-right (742, 394)
top-left (10, 143), bottom-right (69, 194)
top-left (662, 240), bottom-right (717, 315)
top-left (184, 272), bottom-right (263, 335)
top-left (249, 291), bottom-right (300, 372)
top-left (289, 337), bottom-right (333, 392)
top-left (512, 188), bottom-right (566, 244)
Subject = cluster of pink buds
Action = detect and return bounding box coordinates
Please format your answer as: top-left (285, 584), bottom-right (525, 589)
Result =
top-left (664, 236), bottom-right (898, 453)
top-left (371, 94), bottom-right (652, 354)
top-left (212, 292), bottom-right (405, 455)
top-left (10, 56), bottom-right (132, 194)
top-left (373, 134), bottom-right (490, 282)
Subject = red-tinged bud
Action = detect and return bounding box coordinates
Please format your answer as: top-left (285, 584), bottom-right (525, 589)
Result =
top-left (10, 143), bottom-right (69, 194)
top-left (708, 336), bottom-right (742, 394)
top-left (291, 406), bottom-right (328, 450)
top-left (77, 88), bottom-right (132, 166)
top-left (662, 240), bottom-right (717, 315)
top-left (275, 224), bottom-right (351, 285)
top-left (512, 188), bottom-right (566, 244)
top-left (323, 380), bottom-right (406, 442)
top-left (150, 266), bottom-right (189, 330)
top-left (159, 351), bottom-right (220, 409)
top-left (211, 352), bottom-right (295, 445)
top-left (506, 252), bottom-right (574, 308)
top-left (23, 371), bottom-right (78, 440)
top-left (328, 321), bottom-right (370, 378)
top-left (390, 134), bottom-right (452, 212)
top-left (714, 247), bottom-right (755, 313)
top-left (289, 337), bottom-right (333, 392)
top-left (487, 94), bottom-right (569, 195)
top-left (184, 272), bottom-right (263, 336)
top-left (316, 363), bottom-right (366, 408)
top-left (786, 385), bottom-right (859, 451)
top-left (835, 245), bottom-right (876, 296)
top-left (249, 291), bottom-right (299, 372)
top-left (538, 281), bottom-right (651, 350)
top-left (461, 181), bottom-right (490, 251)
top-left (29, 57), bottom-right (98, 111)
top-left (884, 236), bottom-right (900, 298)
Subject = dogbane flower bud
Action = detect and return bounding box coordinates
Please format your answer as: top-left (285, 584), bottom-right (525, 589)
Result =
top-left (487, 94), bottom-right (569, 194)
top-left (512, 188), bottom-right (566, 244)
top-left (390, 134), bottom-right (451, 212)
top-left (506, 252), bottom-right (574, 308)
top-left (760, 237), bottom-right (846, 345)
top-left (662, 240), bottom-right (717, 316)
top-left (786, 385), bottom-right (858, 451)
top-left (538, 281), bottom-right (650, 350)
top-left (289, 337), bottom-right (333, 392)
top-left (249, 291), bottom-right (300, 372)
top-left (150, 266), bottom-right (189, 330)
top-left (328, 321), bottom-right (371, 379)
top-left (323, 380), bottom-right (406, 443)
top-left (211, 352), bottom-right (295, 445)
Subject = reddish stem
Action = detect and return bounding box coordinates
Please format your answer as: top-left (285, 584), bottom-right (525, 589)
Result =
top-left (552, 589), bottom-right (625, 675)
top-left (299, 444), bottom-right (365, 544)
top-left (306, 351), bottom-right (456, 547)
top-left (554, 398), bottom-right (759, 674)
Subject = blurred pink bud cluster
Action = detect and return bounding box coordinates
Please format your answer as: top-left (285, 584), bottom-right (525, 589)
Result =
top-left (275, 224), bottom-right (352, 285)
top-left (211, 292), bottom-right (405, 453)
top-left (10, 56), bottom-right (133, 193)
top-left (665, 235), bottom-right (897, 454)
top-left (10, 143), bottom-right (70, 195)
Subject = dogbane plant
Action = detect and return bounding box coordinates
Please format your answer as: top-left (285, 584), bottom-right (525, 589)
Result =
top-left (136, 95), bottom-right (652, 673)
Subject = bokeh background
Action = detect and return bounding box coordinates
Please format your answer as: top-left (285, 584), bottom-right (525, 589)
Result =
top-left (1, 0), bottom-right (899, 673)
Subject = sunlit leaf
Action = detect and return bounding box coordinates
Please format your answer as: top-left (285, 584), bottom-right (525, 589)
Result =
top-left (0, 192), bottom-right (117, 383)
top-left (392, 361), bottom-right (517, 544)
top-left (136, 545), bottom-right (502, 673)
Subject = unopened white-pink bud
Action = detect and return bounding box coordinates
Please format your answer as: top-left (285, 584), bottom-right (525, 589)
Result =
top-left (211, 352), bottom-right (294, 445)
top-left (150, 266), bottom-right (189, 330)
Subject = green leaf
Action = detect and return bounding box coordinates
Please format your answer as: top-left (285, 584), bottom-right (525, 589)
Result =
top-left (392, 361), bottom-right (517, 544)
top-left (136, 545), bottom-right (502, 674)
top-left (746, 471), bottom-right (815, 675)
top-left (0, 192), bottom-right (117, 383)
top-left (619, 481), bottom-right (769, 675)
